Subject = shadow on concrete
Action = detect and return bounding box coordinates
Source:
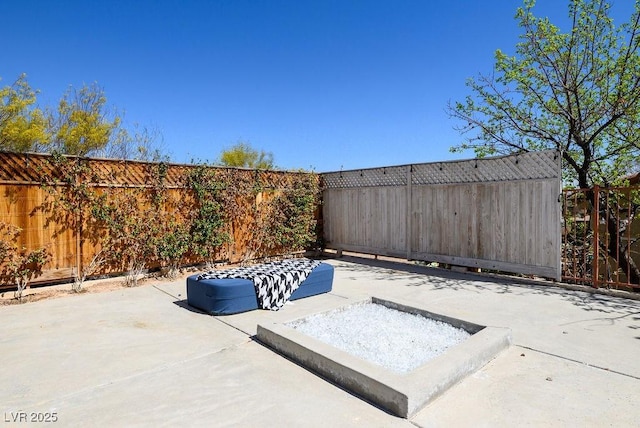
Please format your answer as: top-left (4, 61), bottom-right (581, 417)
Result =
top-left (173, 299), bottom-right (208, 315)
top-left (250, 334), bottom-right (397, 417)
top-left (330, 255), bottom-right (640, 331)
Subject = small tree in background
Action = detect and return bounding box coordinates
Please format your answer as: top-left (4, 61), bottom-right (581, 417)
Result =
top-left (51, 82), bottom-right (120, 156)
top-left (0, 74), bottom-right (49, 152)
top-left (218, 141), bottom-right (275, 169)
top-left (98, 123), bottom-right (169, 162)
top-left (1, 73), bottom-right (168, 161)
top-left (448, 0), bottom-right (640, 285)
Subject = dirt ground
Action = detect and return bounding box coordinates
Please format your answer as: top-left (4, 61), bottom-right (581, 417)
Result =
top-left (0, 268), bottom-right (199, 306)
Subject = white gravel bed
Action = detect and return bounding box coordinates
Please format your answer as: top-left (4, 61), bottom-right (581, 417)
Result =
top-left (286, 302), bottom-right (471, 373)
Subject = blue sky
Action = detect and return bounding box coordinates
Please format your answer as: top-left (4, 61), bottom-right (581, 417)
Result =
top-left (0, 1), bottom-right (634, 172)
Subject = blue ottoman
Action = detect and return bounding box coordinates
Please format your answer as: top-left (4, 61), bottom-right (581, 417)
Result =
top-left (187, 262), bottom-right (334, 315)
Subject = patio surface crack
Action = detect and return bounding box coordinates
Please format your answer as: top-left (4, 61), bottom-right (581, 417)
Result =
top-left (212, 316), bottom-right (254, 336)
top-left (515, 345), bottom-right (640, 380)
top-left (152, 284), bottom-right (180, 300)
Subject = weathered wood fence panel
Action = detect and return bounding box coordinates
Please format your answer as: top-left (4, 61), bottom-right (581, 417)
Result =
top-left (322, 151), bottom-right (562, 280)
top-left (1, 183), bottom-right (77, 282)
top-left (322, 186), bottom-right (407, 258)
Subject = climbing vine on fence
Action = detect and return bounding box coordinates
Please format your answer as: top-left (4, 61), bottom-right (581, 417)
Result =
top-left (38, 152), bottom-right (107, 291)
top-left (0, 153), bottom-right (323, 293)
top-left (186, 165), bottom-right (231, 267)
top-left (260, 172), bottom-right (320, 254)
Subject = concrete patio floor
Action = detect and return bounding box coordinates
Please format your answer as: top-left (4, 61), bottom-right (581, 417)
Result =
top-left (1, 256), bottom-right (639, 427)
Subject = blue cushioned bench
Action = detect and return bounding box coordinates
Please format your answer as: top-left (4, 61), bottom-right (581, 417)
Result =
top-left (186, 262), bottom-right (334, 315)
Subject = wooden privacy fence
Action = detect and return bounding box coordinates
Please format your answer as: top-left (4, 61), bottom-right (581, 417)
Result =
top-left (0, 152), bottom-right (321, 290)
top-left (562, 185), bottom-right (640, 291)
top-left (321, 151), bottom-right (562, 280)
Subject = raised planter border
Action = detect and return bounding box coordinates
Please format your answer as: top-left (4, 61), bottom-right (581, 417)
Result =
top-left (256, 296), bottom-right (512, 418)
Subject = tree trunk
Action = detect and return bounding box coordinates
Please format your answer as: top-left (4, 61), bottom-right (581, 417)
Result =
top-left (605, 214), bottom-right (640, 287)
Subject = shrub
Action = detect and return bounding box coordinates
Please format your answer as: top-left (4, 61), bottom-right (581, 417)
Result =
top-left (0, 222), bottom-right (50, 300)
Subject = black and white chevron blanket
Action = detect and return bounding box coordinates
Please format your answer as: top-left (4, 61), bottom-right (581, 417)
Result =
top-left (197, 258), bottom-right (321, 311)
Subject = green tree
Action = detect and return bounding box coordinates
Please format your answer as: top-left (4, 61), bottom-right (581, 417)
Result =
top-left (0, 74), bottom-right (168, 161)
top-left (218, 141), bottom-right (275, 169)
top-left (51, 82), bottom-right (120, 156)
top-left (448, 0), bottom-right (640, 285)
top-left (0, 74), bottom-right (49, 152)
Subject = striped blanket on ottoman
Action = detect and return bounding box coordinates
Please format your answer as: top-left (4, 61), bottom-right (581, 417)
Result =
top-left (197, 258), bottom-right (321, 310)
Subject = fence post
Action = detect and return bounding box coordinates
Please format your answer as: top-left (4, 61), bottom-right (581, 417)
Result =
top-left (406, 165), bottom-right (412, 260)
top-left (75, 164), bottom-right (83, 283)
top-left (592, 185), bottom-right (599, 288)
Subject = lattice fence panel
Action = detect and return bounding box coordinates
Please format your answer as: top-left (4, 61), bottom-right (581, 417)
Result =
top-left (323, 151), bottom-right (560, 188)
top-left (412, 151), bottom-right (559, 185)
top-left (322, 166), bottom-right (407, 189)
top-left (322, 165), bottom-right (407, 188)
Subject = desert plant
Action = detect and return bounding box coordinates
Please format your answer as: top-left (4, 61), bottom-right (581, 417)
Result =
top-left (71, 249), bottom-right (106, 292)
top-left (8, 247), bottom-right (50, 300)
top-left (0, 222), bottom-right (50, 300)
top-left (155, 222), bottom-right (190, 279)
